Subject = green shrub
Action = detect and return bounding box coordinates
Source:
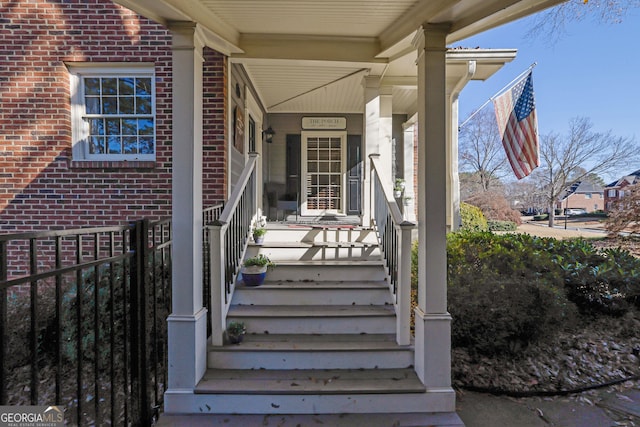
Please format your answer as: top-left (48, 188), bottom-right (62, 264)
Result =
top-left (487, 220), bottom-right (517, 232)
top-left (446, 232), bottom-right (575, 356)
top-left (460, 202), bottom-right (488, 232)
top-left (560, 244), bottom-right (640, 314)
top-left (533, 214), bottom-right (548, 221)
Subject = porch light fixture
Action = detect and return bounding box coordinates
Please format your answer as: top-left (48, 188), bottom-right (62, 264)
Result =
top-left (263, 126), bottom-right (275, 143)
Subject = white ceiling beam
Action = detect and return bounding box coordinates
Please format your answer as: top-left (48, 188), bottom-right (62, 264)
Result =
top-left (377, 0), bottom-right (460, 58)
top-left (233, 34), bottom-right (386, 65)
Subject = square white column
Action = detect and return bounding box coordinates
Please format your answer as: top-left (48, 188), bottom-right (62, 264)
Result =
top-left (165, 22), bottom-right (207, 406)
top-left (363, 77), bottom-right (393, 224)
top-left (413, 24), bottom-right (454, 393)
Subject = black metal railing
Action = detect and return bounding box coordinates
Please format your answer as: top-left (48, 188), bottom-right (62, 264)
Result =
top-left (202, 203), bottom-right (224, 338)
top-left (0, 218), bottom-right (171, 426)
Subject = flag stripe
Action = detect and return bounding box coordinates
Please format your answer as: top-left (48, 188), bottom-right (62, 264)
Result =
top-left (493, 71), bottom-right (540, 180)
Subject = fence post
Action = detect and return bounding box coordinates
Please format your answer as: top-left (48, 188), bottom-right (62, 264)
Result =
top-left (129, 219), bottom-right (149, 425)
top-left (397, 222), bottom-right (414, 345)
top-left (209, 222), bottom-right (226, 346)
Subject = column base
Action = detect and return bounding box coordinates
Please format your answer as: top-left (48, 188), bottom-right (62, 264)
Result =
top-left (414, 308), bottom-right (453, 389)
top-left (166, 308), bottom-right (208, 391)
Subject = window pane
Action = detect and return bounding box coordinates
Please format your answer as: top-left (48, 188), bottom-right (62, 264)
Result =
top-left (77, 72), bottom-right (155, 159)
top-left (119, 96), bottom-right (134, 114)
top-left (122, 119), bottom-right (137, 135)
top-left (123, 137), bottom-right (138, 154)
top-left (102, 97), bottom-right (117, 114)
top-left (139, 137), bottom-right (154, 154)
top-left (85, 97), bottom-right (100, 114)
top-left (136, 96), bottom-right (151, 114)
top-left (89, 136), bottom-right (105, 154)
top-left (88, 118), bottom-right (104, 135)
top-left (84, 78), bottom-right (101, 95)
top-left (102, 78), bottom-right (117, 95)
top-left (138, 118), bottom-right (154, 135)
top-left (105, 118), bottom-right (120, 135)
top-left (136, 78), bottom-right (152, 95)
top-left (107, 136), bottom-right (122, 154)
top-left (119, 77), bottom-right (135, 95)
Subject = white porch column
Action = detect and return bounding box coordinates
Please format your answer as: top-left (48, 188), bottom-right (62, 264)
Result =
top-left (413, 24), bottom-right (455, 407)
top-left (363, 76), bottom-right (393, 224)
top-left (166, 22), bottom-right (207, 409)
top-left (447, 61), bottom-right (476, 231)
top-left (402, 115), bottom-right (417, 222)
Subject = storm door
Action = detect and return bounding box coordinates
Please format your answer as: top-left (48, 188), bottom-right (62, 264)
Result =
top-left (301, 132), bottom-right (346, 215)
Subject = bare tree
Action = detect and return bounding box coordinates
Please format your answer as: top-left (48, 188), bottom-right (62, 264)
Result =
top-left (459, 108), bottom-right (508, 192)
top-left (606, 183), bottom-right (640, 235)
top-left (528, 0), bottom-right (640, 42)
top-left (538, 117), bottom-right (639, 227)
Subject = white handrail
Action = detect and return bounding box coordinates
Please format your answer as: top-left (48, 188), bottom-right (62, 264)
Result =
top-left (370, 154), bottom-right (415, 346)
top-left (209, 153), bottom-right (259, 346)
top-left (217, 153), bottom-right (259, 225)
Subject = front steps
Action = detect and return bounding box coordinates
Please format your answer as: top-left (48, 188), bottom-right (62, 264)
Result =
top-left (189, 224), bottom-right (460, 421)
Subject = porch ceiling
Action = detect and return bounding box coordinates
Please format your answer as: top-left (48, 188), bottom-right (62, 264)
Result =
top-left (115, 0), bottom-right (564, 114)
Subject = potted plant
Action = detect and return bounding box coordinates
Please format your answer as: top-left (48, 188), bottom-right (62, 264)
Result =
top-left (252, 227), bottom-right (267, 244)
top-left (240, 254), bottom-right (275, 286)
top-left (226, 321), bottom-right (246, 344)
top-left (394, 178), bottom-right (405, 198)
top-left (251, 213), bottom-right (267, 244)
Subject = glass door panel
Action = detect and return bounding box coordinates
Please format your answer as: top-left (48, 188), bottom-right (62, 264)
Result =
top-left (303, 134), bottom-right (345, 214)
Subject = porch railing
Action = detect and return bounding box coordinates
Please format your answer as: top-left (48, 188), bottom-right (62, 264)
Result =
top-left (202, 203), bottom-right (225, 339)
top-left (0, 218), bottom-right (171, 426)
top-left (369, 154), bottom-right (415, 346)
top-left (208, 153), bottom-right (259, 345)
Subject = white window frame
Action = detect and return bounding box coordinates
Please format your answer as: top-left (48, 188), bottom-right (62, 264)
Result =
top-left (608, 189), bottom-right (617, 197)
top-left (68, 63), bottom-right (156, 161)
top-left (300, 131), bottom-right (347, 215)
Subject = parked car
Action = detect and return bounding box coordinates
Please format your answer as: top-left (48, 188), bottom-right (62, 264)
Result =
top-left (565, 208), bottom-right (587, 216)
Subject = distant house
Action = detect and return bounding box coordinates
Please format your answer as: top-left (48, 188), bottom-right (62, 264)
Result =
top-left (604, 169), bottom-right (640, 211)
top-left (556, 181), bottom-right (604, 213)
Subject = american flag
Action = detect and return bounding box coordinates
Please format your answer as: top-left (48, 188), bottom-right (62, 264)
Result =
top-left (493, 71), bottom-right (539, 179)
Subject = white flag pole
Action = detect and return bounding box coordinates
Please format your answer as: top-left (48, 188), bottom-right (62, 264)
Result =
top-left (458, 62), bottom-right (537, 130)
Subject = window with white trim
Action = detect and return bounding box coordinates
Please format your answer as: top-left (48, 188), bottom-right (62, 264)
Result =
top-left (608, 189), bottom-right (617, 197)
top-left (69, 64), bottom-right (156, 161)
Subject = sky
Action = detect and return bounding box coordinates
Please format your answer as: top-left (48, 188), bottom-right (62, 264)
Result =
top-left (453, 7), bottom-right (640, 178)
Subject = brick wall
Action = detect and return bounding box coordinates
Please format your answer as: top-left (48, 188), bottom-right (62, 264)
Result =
top-left (0, 0), bottom-right (227, 234)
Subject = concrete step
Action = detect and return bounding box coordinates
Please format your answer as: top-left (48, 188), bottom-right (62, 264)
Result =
top-left (208, 333), bottom-right (413, 369)
top-left (226, 304), bottom-right (396, 334)
top-left (232, 280), bottom-right (392, 305)
top-left (178, 368), bottom-right (459, 415)
top-left (195, 368), bottom-right (424, 394)
top-left (259, 225), bottom-right (378, 244)
top-left (246, 241), bottom-right (381, 261)
top-left (264, 260), bottom-right (387, 282)
top-left (156, 412), bottom-right (465, 427)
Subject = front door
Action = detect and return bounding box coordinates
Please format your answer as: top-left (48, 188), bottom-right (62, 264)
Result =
top-left (301, 132), bottom-right (346, 215)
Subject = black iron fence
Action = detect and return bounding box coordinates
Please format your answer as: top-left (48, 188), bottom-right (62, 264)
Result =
top-left (0, 218), bottom-right (171, 426)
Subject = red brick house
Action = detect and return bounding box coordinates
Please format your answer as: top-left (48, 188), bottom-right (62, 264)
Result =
top-left (1, 0), bottom-right (566, 422)
top-left (604, 169), bottom-right (640, 211)
top-left (0, 1), bottom-right (228, 233)
top-left (556, 181), bottom-right (604, 214)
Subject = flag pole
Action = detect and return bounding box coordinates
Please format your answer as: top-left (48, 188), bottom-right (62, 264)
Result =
top-left (459, 62), bottom-right (537, 130)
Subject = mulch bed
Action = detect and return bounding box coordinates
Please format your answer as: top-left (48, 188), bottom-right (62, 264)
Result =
top-left (451, 235), bottom-right (640, 399)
